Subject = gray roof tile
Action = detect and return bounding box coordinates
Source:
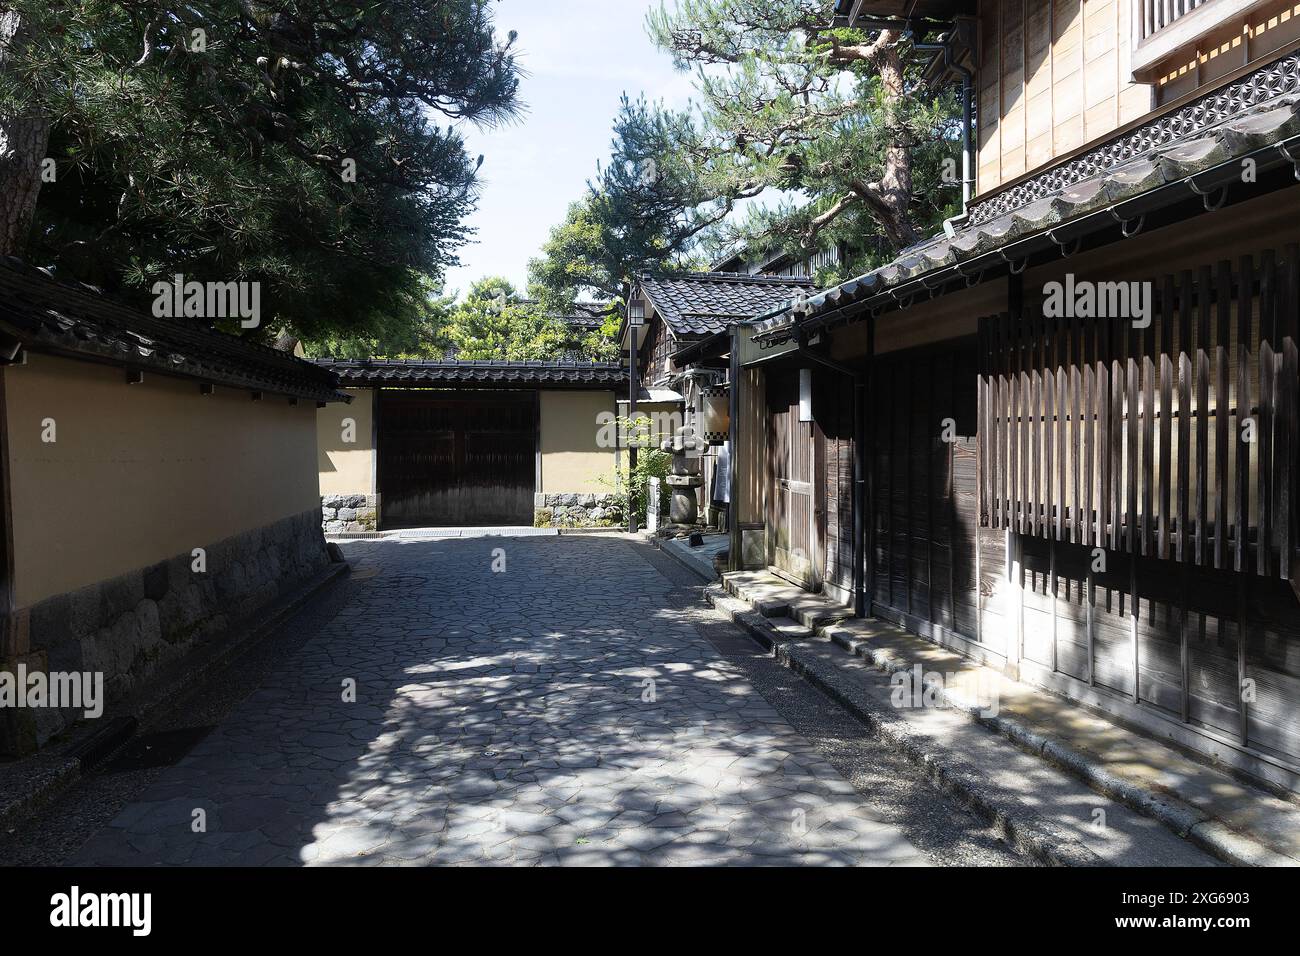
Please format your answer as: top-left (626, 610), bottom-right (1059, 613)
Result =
top-left (638, 272), bottom-right (817, 337)
top-left (319, 359), bottom-right (627, 388)
top-left (0, 257), bottom-right (348, 402)
top-left (754, 87), bottom-right (1300, 345)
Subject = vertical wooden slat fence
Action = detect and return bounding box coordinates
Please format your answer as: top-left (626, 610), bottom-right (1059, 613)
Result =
top-left (974, 245), bottom-right (1300, 759)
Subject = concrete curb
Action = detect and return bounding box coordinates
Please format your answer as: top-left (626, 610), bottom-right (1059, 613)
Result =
top-left (0, 755), bottom-right (80, 836)
top-left (819, 620), bottom-right (1295, 868)
top-left (706, 583), bottom-right (1293, 868)
top-left (326, 527), bottom-right (628, 541)
top-left (0, 561), bottom-right (349, 834)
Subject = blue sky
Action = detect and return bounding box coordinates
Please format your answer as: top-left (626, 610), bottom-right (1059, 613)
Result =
top-left (441, 1), bottom-right (697, 298)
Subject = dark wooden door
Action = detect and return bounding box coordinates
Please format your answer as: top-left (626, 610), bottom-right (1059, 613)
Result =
top-left (767, 371), bottom-right (818, 588)
top-left (868, 343), bottom-right (990, 649)
top-left (378, 390), bottom-right (536, 529)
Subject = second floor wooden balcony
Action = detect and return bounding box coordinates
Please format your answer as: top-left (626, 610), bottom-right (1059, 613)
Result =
top-left (1133, 1), bottom-right (1289, 76)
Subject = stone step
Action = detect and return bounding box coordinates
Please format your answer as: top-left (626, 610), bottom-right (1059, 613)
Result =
top-left (767, 616), bottom-right (813, 640)
top-left (707, 578), bottom-right (1300, 867)
top-left (704, 584), bottom-right (1215, 866)
top-left (786, 596), bottom-right (853, 631)
top-left (721, 570), bottom-right (854, 629)
top-left (722, 571), bottom-right (810, 612)
top-left (750, 596), bottom-right (792, 618)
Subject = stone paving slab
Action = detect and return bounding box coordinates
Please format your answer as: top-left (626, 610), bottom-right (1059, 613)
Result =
top-left (656, 533), bottom-right (728, 582)
top-left (70, 536), bottom-right (938, 867)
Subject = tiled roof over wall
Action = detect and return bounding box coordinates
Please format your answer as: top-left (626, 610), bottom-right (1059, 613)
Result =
top-left (319, 358), bottom-right (628, 388)
top-left (0, 257), bottom-right (349, 403)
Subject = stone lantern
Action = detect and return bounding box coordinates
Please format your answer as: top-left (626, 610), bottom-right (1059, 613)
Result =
top-left (661, 426), bottom-right (704, 525)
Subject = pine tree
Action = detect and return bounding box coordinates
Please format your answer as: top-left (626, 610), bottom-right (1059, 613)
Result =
top-left (0, 1), bottom-right (521, 340)
top-left (645, 0), bottom-right (961, 256)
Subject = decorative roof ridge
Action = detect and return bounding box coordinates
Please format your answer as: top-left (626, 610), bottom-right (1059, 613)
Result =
top-left (749, 73), bottom-right (1300, 345)
top-left (0, 256), bottom-right (346, 402)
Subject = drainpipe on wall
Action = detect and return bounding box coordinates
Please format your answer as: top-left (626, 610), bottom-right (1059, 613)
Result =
top-left (908, 30), bottom-right (976, 238)
top-left (943, 64), bottom-right (974, 238)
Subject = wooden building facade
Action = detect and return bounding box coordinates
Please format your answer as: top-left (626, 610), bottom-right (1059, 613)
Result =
top-left (732, 0), bottom-right (1300, 791)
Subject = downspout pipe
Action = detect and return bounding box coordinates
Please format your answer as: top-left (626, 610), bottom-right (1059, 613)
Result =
top-left (908, 30), bottom-right (975, 236)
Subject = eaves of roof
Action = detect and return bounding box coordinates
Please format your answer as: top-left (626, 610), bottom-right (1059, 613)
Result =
top-left (0, 257), bottom-right (350, 403)
top-left (755, 75), bottom-right (1300, 347)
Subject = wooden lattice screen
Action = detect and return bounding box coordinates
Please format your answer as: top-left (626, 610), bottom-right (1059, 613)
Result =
top-left (977, 245), bottom-right (1300, 578)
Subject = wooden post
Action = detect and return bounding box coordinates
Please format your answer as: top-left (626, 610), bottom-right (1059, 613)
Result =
top-left (728, 326), bottom-right (742, 572)
top-left (1238, 572), bottom-right (1250, 745)
top-left (1180, 567), bottom-right (1191, 723)
top-left (1086, 562), bottom-right (1096, 687)
top-left (628, 314), bottom-right (639, 534)
top-left (1050, 538), bottom-right (1058, 674)
top-left (1130, 556), bottom-right (1140, 704)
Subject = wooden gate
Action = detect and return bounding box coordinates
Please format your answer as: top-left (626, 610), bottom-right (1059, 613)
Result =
top-left (378, 390), bottom-right (536, 529)
top-left (767, 370), bottom-right (818, 588)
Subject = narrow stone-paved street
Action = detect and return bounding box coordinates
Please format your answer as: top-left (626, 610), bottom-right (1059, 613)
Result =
top-left (61, 535), bottom-right (1018, 866)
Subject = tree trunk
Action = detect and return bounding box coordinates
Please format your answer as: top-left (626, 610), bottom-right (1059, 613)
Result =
top-left (0, 10), bottom-right (51, 257)
top-left (872, 39), bottom-right (917, 250)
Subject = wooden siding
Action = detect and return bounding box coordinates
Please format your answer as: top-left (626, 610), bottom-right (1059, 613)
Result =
top-left (766, 370), bottom-right (818, 586)
top-left (968, 243), bottom-right (1300, 763)
top-left (854, 326), bottom-right (1300, 766)
top-left (736, 367), bottom-right (768, 527)
top-left (818, 374), bottom-right (856, 599)
top-left (639, 317), bottom-right (676, 387)
top-left (976, 1), bottom-right (1300, 197)
top-left (978, 0), bottom-right (1153, 195)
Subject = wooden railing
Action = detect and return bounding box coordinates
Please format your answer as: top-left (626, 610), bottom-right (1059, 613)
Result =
top-left (976, 244), bottom-right (1300, 579)
top-left (1137, 0), bottom-right (1212, 44)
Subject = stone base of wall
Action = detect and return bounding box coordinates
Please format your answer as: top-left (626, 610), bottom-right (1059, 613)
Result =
top-left (7, 508), bottom-right (329, 752)
top-left (322, 494), bottom-right (378, 534)
top-left (533, 493), bottom-right (623, 529)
